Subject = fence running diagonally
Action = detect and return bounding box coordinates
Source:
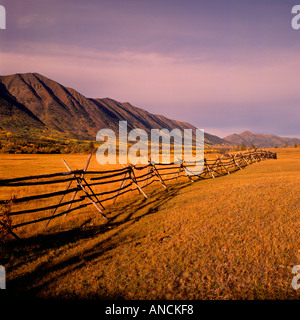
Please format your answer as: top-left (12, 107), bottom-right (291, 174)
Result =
top-left (0, 149), bottom-right (277, 240)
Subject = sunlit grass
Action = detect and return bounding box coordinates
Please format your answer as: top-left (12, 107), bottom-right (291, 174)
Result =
top-left (1, 148), bottom-right (300, 299)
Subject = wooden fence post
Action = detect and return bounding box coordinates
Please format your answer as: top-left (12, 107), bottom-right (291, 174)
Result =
top-left (204, 159), bottom-right (216, 178)
top-left (150, 163), bottom-right (167, 189)
top-left (62, 158), bottom-right (107, 219)
top-left (217, 155), bottom-right (230, 174)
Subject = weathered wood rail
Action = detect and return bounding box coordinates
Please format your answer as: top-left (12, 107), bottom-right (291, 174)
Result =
top-left (0, 149), bottom-right (277, 240)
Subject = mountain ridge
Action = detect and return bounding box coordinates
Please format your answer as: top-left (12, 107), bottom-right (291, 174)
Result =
top-left (224, 131), bottom-right (300, 148)
top-left (0, 72), bottom-right (230, 147)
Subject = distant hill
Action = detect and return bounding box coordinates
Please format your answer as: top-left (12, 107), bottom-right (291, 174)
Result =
top-left (223, 131), bottom-right (300, 148)
top-left (0, 72), bottom-right (230, 148)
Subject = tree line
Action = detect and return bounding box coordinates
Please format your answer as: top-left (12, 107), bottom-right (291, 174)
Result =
top-left (0, 139), bottom-right (95, 154)
top-left (234, 142), bottom-right (298, 151)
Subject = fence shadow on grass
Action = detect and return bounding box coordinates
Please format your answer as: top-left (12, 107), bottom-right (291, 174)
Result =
top-left (1, 179), bottom-right (191, 298)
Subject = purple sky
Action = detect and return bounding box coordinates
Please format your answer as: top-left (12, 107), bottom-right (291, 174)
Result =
top-left (0, 0), bottom-right (300, 138)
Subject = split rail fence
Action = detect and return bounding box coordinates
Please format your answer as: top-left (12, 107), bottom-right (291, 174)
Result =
top-left (0, 149), bottom-right (277, 240)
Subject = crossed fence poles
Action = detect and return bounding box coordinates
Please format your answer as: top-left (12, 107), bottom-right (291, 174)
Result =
top-left (0, 149), bottom-right (277, 239)
top-left (46, 150), bottom-right (271, 223)
top-left (44, 153), bottom-right (107, 229)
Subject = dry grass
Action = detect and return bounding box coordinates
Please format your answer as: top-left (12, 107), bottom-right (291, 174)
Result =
top-left (1, 148), bottom-right (300, 299)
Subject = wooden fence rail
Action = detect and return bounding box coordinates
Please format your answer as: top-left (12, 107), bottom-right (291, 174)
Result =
top-left (0, 149), bottom-right (277, 240)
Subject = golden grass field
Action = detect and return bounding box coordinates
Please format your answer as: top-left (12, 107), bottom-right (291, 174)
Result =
top-left (1, 148), bottom-right (300, 299)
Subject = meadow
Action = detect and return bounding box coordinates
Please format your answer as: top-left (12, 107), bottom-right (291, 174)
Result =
top-left (1, 148), bottom-right (300, 299)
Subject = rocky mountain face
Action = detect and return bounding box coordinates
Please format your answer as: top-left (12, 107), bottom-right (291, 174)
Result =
top-left (0, 72), bottom-right (229, 147)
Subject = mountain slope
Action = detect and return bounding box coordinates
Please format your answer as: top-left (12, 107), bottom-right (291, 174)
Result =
top-left (0, 72), bottom-right (230, 147)
top-left (0, 81), bottom-right (45, 133)
top-left (224, 131), bottom-right (300, 148)
top-left (0, 73), bottom-right (109, 140)
top-left (92, 98), bottom-right (227, 146)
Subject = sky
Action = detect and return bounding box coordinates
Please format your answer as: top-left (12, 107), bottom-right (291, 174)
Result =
top-left (0, 0), bottom-right (300, 138)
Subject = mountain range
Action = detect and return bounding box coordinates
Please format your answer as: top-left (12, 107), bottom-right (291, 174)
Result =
top-left (1, 73), bottom-right (299, 149)
top-left (0, 72), bottom-right (228, 147)
top-left (224, 131), bottom-right (300, 148)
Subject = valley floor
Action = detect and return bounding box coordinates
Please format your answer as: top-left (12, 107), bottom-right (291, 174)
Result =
top-left (1, 148), bottom-right (300, 299)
